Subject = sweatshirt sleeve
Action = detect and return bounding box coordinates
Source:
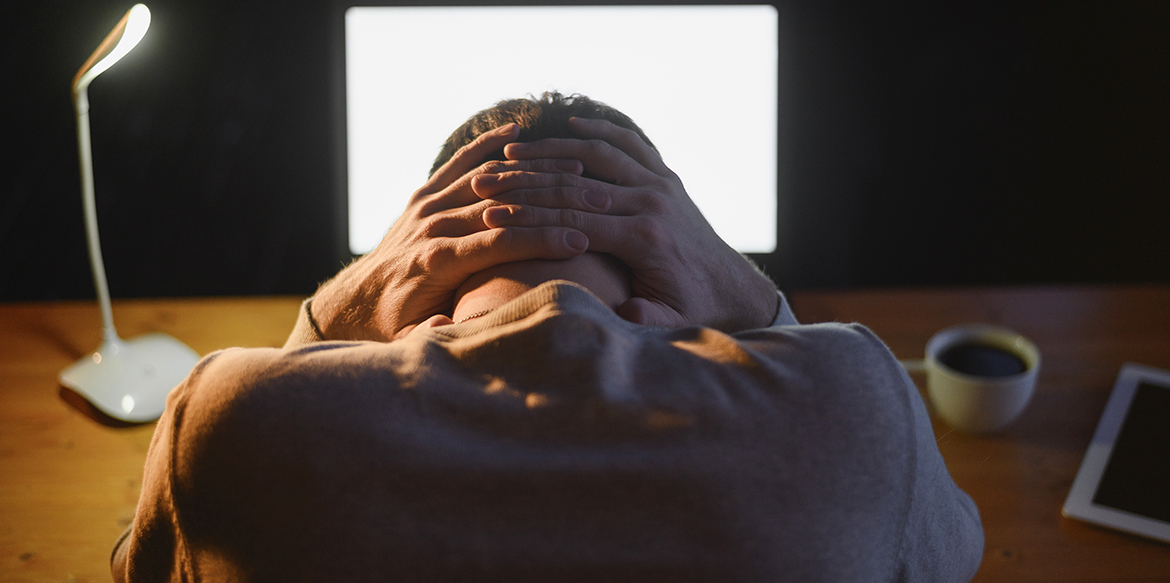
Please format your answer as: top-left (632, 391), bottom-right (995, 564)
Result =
top-left (112, 348), bottom-right (282, 583)
top-left (891, 351), bottom-right (986, 582)
top-left (771, 290), bottom-right (799, 327)
top-left (283, 298), bottom-right (325, 348)
top-left (111, 354), bottom-right (217, 583)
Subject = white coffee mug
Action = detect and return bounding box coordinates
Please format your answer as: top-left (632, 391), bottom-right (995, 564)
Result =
top-left (924, 324), bottom-right (1041, 434)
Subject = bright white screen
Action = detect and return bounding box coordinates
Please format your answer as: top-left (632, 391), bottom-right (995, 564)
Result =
top-left (346, 5), bottom-right (777, 255)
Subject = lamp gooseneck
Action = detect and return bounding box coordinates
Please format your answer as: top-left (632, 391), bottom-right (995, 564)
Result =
top-left (74, 94), bottom-right (118, 345)
top-left (70, 4), bottom-right (150, 345)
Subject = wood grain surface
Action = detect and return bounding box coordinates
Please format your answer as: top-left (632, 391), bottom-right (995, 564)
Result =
top-left (0, 296), bottom-right (301, 583)
top-left (2, 288), bottom-right (1168, 581)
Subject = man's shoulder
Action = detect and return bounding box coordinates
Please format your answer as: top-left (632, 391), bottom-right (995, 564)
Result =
top-left (735, 321), bottom-right (909, 389)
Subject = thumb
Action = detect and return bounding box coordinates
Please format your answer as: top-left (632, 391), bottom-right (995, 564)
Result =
top-left (401, 314), bottom-right (456, 339)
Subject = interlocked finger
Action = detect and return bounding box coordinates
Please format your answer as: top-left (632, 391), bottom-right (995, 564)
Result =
top-left (503, 137), bottom-right (657, 188)
top-left (473, 168), bottom-right (584, 198)
top-left (419, 123), bottom-right (519, 198)
top-left (474, 170), bottom-right (620, 214)
top-left (418, 197), bottom-right (527, 238)
top-left (419, 158), bottom-right (586, 214)
top-left (480, 204), bottom-right (636, 258)
top-left (567, 117), bottom-right (673, 179)
top-left (445, 225), bottom-right (591, 277)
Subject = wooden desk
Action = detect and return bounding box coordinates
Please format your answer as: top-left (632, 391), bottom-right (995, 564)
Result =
top-left (2, 288), bottom-right (1168, 581)
top-left (0, 297), bottom-right (303, 583)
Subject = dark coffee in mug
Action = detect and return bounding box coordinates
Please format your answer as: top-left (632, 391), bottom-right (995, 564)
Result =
top-left (938, 342), bottom-right (1028, 377)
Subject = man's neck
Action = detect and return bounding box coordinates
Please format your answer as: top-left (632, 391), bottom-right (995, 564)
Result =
top-left (452, 254), bottom-right (630, 323)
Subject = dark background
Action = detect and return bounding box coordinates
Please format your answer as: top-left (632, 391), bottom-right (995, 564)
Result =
top-left (3, 0), bottom-right (1168, 302)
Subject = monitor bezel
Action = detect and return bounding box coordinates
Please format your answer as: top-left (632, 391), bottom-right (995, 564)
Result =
top-left (328, 1), bottom-right (788, 284)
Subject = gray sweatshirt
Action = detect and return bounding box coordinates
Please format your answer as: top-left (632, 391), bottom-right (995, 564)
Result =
top-left (113, 281), bottom-right (983, 582)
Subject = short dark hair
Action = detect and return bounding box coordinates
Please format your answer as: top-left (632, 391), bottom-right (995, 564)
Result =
top-left (429, 91), bottom-right (656, 176)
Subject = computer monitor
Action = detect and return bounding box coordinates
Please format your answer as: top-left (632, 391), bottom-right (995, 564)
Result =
top-left (341, 4), bottom-right (779, 256)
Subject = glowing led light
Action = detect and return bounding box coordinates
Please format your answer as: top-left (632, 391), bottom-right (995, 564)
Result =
top-left (121, 395), bottom-right (135, 413)
top-left (74, 5), bottom-right (151, 94)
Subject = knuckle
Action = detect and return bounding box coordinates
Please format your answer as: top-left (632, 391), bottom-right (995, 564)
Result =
top-left (654, 173), bottom-right (681, 192)
top-left (585, 138), bottom-right (611, 157)
top-left (419, 243), bottom-right (456, 272)
top-left (486, 226), bottom-right (518, 249)
top-left (514, 171), bottom-right (539, 187)
top-left (480, 159), bottom-right (507, 174)
top-left (612, 123), bottom-right (638, 141)
top-left (451, 140), bottom-right (478, 162)
top-left (557, 173), bottom-right (582, 188)
top-left (527, 159), bottom-right (556, 172)
top-left (507, 204), bottom-right (534, 224)
top-left (418, 216), bottom-right (445, 238)
top-left (557, 208), bottom-right (587, 232)
top-left (566, 186), bottom-right (594, 208)
top-left (630, 216), bottom-right (665, 247)
top-left (496, 170), bottom-right (533, 190)
top-left (413, 193), bottom-right (446, 216)
top-left (553, 186), bottom-right (575, 202)
top-left (470, 128), bottom-right (497, 148)
top-left (640, 190), bottom-right (671, 215)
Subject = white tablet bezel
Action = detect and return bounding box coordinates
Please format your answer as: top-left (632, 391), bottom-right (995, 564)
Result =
top-left (1062, 362), bottom-right (1170, 544)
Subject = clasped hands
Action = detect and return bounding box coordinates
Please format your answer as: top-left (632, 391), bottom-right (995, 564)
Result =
top-left (311, 119), bottom-right (779, 342)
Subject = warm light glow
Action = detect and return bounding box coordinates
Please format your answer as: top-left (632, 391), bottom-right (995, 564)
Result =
top-left (94, 5), bottom-right (150, 76)
top-left (525, 393), bottom-right (550, 409)
top-left (74, 4), bottom-right (151, 94)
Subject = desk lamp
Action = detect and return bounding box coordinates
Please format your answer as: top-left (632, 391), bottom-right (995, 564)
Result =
top-left (60, 4), bottom-right (200, 423)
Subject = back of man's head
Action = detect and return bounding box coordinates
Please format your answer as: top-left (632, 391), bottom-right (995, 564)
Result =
top-left (430, 91), bottom-right (656, 176)
top-left (436, 92), bottom-right (644, 317)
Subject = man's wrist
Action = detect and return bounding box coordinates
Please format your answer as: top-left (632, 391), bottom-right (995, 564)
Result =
top-left (307, 258), bottom-right (385, 342)
top-left (734, 255), bottom-right (782, 331)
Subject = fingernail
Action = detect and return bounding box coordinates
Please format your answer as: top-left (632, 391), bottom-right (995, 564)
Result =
top-left (475, 173), bottom-right (499, 185)
top-left (483, 206), bottom-right (511, 225)
top-left (565, 231), bottom-right (588, 252)
top-left (584, 190), bottom-right (607, 210)
top-left (496, 123), bottom-right (517, 136)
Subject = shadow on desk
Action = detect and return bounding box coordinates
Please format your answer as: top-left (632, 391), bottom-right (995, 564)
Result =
top-left (58, 386), bottom-right (150, 428)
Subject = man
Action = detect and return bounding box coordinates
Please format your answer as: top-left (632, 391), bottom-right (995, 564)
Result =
top-left (113, 92), bottom-right (983, 582)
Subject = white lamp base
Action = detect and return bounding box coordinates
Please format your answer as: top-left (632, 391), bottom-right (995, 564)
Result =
top-left (59, 333), bottom-right (200, 423)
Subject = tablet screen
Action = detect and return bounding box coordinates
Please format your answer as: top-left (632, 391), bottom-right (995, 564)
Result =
top-left (1091, 381), bottom-right (1170, 523)
top-left (1064, 364), bottom-right (1170, 544)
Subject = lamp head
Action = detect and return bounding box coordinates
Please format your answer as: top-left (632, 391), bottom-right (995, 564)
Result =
top-left (72, 4), bottom-right (151, 100)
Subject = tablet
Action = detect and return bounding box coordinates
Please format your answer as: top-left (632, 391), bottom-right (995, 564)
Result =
top-left (1063, 363), bottom-right (1170, 544)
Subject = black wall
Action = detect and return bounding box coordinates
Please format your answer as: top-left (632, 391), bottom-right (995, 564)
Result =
top-left (3, 1), bottom-right (1168, 302)
top-left (775, 1), bottom-right (1170, 288)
